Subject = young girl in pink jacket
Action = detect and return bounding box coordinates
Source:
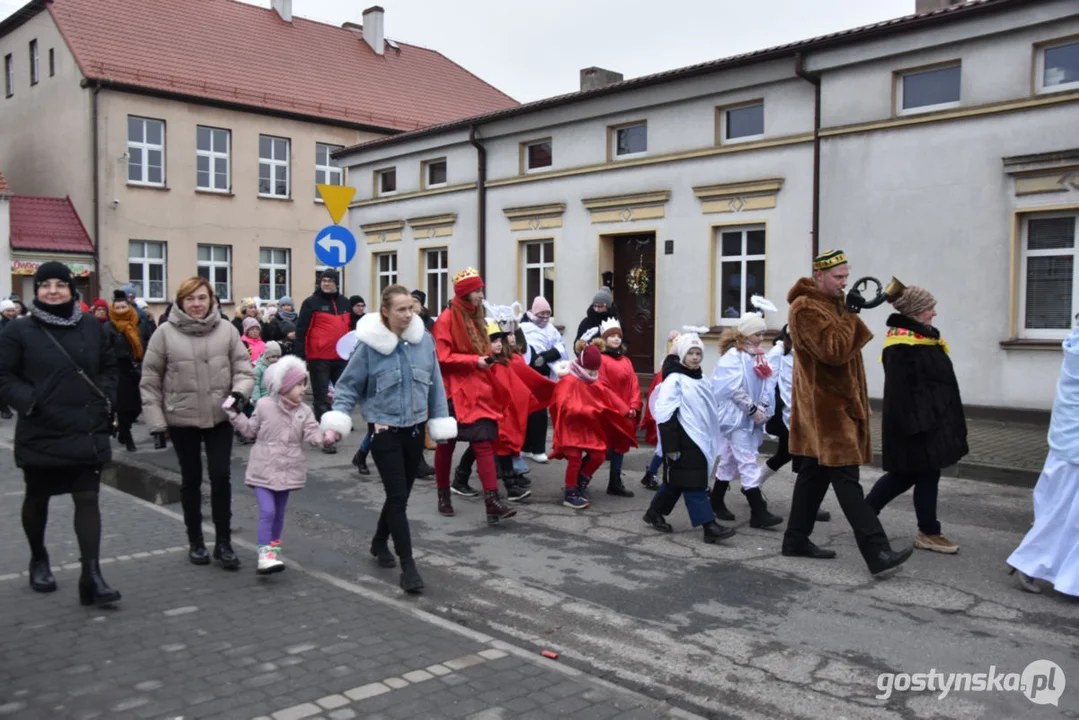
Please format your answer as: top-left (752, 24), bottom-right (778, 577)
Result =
top-left (227, 355), bottom-right (324, 574)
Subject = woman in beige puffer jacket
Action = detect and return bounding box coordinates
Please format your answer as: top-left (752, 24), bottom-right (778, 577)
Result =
top-left (140, 277), bottom-right (254, 570)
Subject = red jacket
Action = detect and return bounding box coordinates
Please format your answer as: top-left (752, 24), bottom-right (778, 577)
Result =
top-left (599, 352), bottom-right (641, 454)
top-left (295, 291), bottom-right (351, 361)
top-left (549, 369), bottom-right (638, 458)
top-left (432, 312), bottom-right (502, 425)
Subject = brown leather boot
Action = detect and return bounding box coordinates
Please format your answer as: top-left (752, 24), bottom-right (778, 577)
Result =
top-left (437, 488), bottom-right (455, 517)
top-left (484, 490), bottom-right (517, 525)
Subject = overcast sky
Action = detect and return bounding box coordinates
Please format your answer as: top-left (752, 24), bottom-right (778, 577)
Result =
top-left (0, 0), bottom-right (917, 102)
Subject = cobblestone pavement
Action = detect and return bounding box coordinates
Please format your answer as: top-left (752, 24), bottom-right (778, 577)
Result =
top-left (0, 450), bottom-right (698, 720)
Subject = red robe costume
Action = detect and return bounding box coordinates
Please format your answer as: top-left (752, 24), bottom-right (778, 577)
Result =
top-left (599, 351), bottom-right (641, 455)
top-left (549, 363), bottom-right (638, 458)
top-left (490, 354), bottom-right (555, 455)
top-left (640, 371), bottom-right (664, 446)
top-left (432, 298), bottom-right (501, 425)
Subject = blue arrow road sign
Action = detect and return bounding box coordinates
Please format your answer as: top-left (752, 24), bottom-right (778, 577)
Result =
top-left (313, 225), bottom-right (357, 268)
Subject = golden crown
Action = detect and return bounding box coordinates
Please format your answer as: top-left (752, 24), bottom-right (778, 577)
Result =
top-left (452, 267), bottom-right (481, 285)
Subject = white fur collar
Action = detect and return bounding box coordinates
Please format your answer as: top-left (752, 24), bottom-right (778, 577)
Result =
top-left (354, 312), bottom-right (426, 355)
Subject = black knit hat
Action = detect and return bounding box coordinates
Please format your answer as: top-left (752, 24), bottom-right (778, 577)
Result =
top-left (113, 289), bottom-right (128, 302)
top-left (349, 295), bottom-right (365, 306)
top-left (410, 289), bottom-right (427, 306)
top-left (33, 261), bottom-right (73, 290)
top-left (320, 268), bottom-right (339, 283)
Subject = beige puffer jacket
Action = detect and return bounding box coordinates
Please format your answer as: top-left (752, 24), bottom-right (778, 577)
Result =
top-left (140, 303), bottom-right (255, 432)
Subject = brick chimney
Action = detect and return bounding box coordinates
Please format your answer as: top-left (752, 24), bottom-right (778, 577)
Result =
top-left (271, 0), bottom-right (292, 22)
top-left (580, 67), bottom-right (623, 92)
top-left (915, 0), bottom-right (964, 12)
top-left (363, 6), bottom-right (385, 55)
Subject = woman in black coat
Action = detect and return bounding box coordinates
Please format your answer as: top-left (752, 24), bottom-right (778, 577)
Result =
top-left (103, 289), bottom-right (152, 452)
top-left (0, 262), bottom-right (121, 606)
top-left (867, 286), bottom-right (968, 555)
top-left (573, 287), bottom-right (620, 346)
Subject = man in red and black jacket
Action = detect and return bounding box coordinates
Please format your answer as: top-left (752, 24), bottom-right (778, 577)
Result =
top-left (295, 268), bottom-right (352, 430)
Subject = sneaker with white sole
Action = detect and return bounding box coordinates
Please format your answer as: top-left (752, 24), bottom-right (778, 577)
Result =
top-left (525, 452), bottom-right (548, 463)
top-left (257, 543), bottom-right (285, 575)
top-left (913, 533), bottom-right (959, 554)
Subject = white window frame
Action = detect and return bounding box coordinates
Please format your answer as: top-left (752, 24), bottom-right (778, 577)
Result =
top-left (197, 244), bottom-right (232, 302)
top-left (423, 247), bottom-right (448, 316)
top-left (422, 158), bottom-right (447, 190)
top-left (721, 101), bottom-right (764, 144)
top-left (524, 139), bottom-right (553, 173)
top-left (315, 142), bottom-right (343, 191)
top-left (611, 122), bottom-right (647, 160)
top-left (127, 116), bottom-right (166, 187)
top-left (128, 240), bottom-right (167, 302)
top-left (196, 126), bottom-right (231, 193)
top-left (3, 54), bottom-right (11, 98)
top-left (1035, 39), bottom-right (1079, 95)
top-left (521, 239), bottom-right (555, 313)
top-left (29, 39), bottom-right (38, 85)
top-left (375, 167), bottom-right (397, 197)
top-left (259, 135), bottom-right (290, 198)
top-left (1018, 212), bottom-right (1079, 341)
top-left (375, 251), bottom-right (398, 294)
top-left (259, 248), bottom-right (291, 301)
top-left (715, 225), bottom-right (767, 325)
top-left (896, 63), bottom-right (961, 116)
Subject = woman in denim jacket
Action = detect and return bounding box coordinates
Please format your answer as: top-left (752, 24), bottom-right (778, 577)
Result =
top-left (321, 285), bottom-right (456, 593)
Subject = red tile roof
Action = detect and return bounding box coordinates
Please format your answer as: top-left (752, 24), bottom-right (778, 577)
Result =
top-left (41, 0), bottom-right (517, 132)
top-left (0, 171), bottom-right (9, 195)
top-left (9, 195), bottom-right (95, 254)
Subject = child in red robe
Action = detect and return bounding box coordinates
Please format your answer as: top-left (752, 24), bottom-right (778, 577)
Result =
top-left (550, 345), bottom-right (637, 510)
top-left (597, 318), bottom-right (640, 498)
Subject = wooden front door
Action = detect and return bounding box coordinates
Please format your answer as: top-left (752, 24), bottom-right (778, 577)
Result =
top-left (610, 233), bottom-right (656, 373)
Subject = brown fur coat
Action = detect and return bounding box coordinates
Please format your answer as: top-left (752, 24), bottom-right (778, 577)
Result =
top-left (787, 277), bottom-right (874, 467)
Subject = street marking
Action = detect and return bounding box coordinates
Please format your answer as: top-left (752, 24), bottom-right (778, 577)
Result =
top-left (163, 605), bottom-right (199, 617)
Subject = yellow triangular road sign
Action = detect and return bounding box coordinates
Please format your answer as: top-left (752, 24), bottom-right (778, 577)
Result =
top-left (318, 184), bottom-right (357, 225)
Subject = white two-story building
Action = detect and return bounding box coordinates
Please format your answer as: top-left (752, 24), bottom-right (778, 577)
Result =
top-left (335, 0), bottom-right (1079, 412)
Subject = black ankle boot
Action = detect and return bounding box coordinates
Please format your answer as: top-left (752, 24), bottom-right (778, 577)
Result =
top-left (78, 558), bottom-right (121, 607)
top-left (370, 539), bottom-right (396, 568)
top-left (416, 454), bottom-right (435, 478)
top-left (606, 471), bottom-right (635, 497)
top-left (710, 481), bottom-right (736, 521)
top-left (213, 541), bottom-right (241, 570)
top-left (189, 540), bottom-right (211, 565)
top-left (743, 487), bottom-right (784, 529)
top-left (400, 560), bottom-right (424, 594)
top-left (29, 553), bottom-right (57, 593)
top-left (642, 509), bottom-right (673, 533)
top-left (352, 449), bottom-right (371, 476)
top-left (702, 521), bottom-right (737, 544)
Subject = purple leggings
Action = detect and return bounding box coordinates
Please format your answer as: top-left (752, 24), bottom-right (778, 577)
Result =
top-left (254, 487), bottom-right (290, 546)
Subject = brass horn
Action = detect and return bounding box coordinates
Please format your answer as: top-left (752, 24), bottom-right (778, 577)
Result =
top-left (846, 276), bottom-right (906, 312)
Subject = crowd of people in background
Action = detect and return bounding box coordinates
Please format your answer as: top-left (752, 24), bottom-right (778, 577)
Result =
top-left (2, 248), bottom-right (1077, 607)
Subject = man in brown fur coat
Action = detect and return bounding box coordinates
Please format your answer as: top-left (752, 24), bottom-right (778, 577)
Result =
top-left (781, 249), bottom-right (913, 577)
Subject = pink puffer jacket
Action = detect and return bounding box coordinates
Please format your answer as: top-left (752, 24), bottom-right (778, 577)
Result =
top-left (230, 396), bottom-right (322, 490)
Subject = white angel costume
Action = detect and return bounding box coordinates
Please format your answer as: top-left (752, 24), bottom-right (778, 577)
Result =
top-left (1006, 325), bottom-right (1079, 596)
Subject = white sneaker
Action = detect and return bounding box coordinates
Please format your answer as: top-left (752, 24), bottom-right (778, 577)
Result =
top-left (257, 544), bottom-right (284, 575)
top-left (530, 453), bottom-right (549, 463)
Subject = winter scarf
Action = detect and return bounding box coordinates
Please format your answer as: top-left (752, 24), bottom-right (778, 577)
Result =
top-left (749, 345), bottom-right (773, 379)
top-left (882, 326), bottom-right (950, 354)
top-left (109, 304), bottom-right (144, 361)
top-left (277, 307), bottom-right (298, 324)
top-left (30, 298), bottom-right (82, 327)
top-left (568, 360), bottom-right (599, 383)
top-left (448, 296), bottom-right (490, 356)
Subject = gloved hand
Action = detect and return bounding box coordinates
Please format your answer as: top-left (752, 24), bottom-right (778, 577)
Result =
top-left (845, 293), bottom-right (865, 314)
top-left (152, 432), bottom-right (168, 450)
top-left (230, 391), bottom-right (246, 412)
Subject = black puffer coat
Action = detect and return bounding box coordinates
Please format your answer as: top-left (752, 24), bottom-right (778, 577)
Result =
top-left (656, 358), bottom-right (709, 491)
top-left (104, 317), bottom-right (153, 419)
top-left (0, 313), bottom-right (118, 468)
top-left (881, 313), bottom-right (968, 473)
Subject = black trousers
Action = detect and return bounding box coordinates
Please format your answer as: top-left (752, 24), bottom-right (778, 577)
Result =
top-left (766, 424), bottom-right (792, 472)
top-left (866, 470), bottom-right (942, 536)
top-left (782, 457), bottom-right (891, 565)
top-left (308, 358), bottom-right (347, 421)
top-left (370, 425), bottom-right (425, 562)
top-left (523, 409), bottom-right (548, 454)
top-left (170, 422), bottom-right (234, 543)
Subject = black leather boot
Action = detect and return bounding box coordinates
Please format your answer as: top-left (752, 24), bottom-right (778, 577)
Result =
top-left (743, 487), bottom-right (784, 529)
top-left (710, 481), bottom-right (736, 521)
top-left (351, 448), bottom-right (371, 476)
top-left (213, 541), bottom-right (241, 570)
top-left (29, 553), bottom-right (57, 593)
top-left (702, 521), bottom-right (737, 544)
top-left (399, 560), bottom-right (424, 594)
top-left (484, 490), bottom-right (517, 525)
top-left (868, 546), bottom-right (914, 576)
top-left (416, 454), bottom-right (435, 479)
top-left (370, 539), bottom-right (396, 568)
top-left (606, 471), bottom-right (635, 497)
top-left (78, 558), bottom-right (121, 607)
top-left (642, 509), bottom-right (673, 533)
top-left (189, 540), bottom-right (211, 565)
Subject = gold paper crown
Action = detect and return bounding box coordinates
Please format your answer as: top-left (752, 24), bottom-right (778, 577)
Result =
top-left (813, 249), bottom-right (847, 271)
top-left (485, 320), bottom-right (502, 337)
top-left (452, 267), bottom-right (481, 285)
